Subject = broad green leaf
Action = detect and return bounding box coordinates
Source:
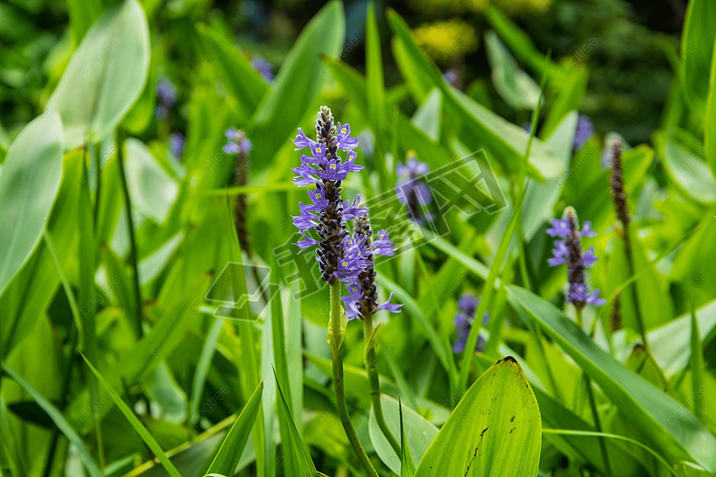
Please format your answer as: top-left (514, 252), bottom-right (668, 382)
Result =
top-left (412, 88), bottom-right (442, 141)
top-left (415, 357), bottom-right (541, 477)
top-left (705, 39), bottom-right (716, 177)
top-left (369, 395), bottom-right (437, 475)
top-left (202, 382), bottom-right (263, 476)
top-left (197, 23), bottom-right (268, 117)
top-left (639, 299), bottom-right (716, 378)
top-left (366, 2), bottom-right (387, 139)
top-left (46, 0), bottom-right (149, 148)
top-left (657, 133), bottom-right (716, 205)
top-left (275, 372), bottom-right (316, 476)
top-left (0, 150), bottom-right (81, 358)
top-left (66, 0), bottom-right (101, 43)
top-left (399, 400), bottom-right (416, 477)
top-left (484, 31), bottom-right (540, 110)
top-left (123, 138), bottom-right (179, 223)
top-left (483, 6), bottom-right (559, 81)
top-left (0, 112), bottom-right (63, 296)
top-left (387, 10), bottom-right (562, 180)
top-left (82, 356), bottom-right (181, 477)
top-left (2, 364), bottom-right (102, 477)
top-left (681, 0), bottom-right (716, 112)
top-left (248, 1), bottom-right (344, 168)
top-left (509, 286), bottom-right (716, 472)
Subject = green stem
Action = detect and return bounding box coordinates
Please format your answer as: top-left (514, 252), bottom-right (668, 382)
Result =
top-left (585, 374), bottom-right (613, 477)
top-left (623, 235), bottom-right (649, 349)
top-left (363, 312), bottom-right (401, 457)
top-left (116, 130), bottom-right (144, 339)
top-left (328, 282), bottom-right (378, 477)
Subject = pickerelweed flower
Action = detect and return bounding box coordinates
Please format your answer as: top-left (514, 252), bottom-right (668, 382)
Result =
top-left (395, 152), bottom-right (433, 225)
top-left (573, 114), bottom-right (594, 152)
top-left (224, 128), bottom-right (252, 254)
top-left (155, 77), bottom-right (176, 120)
top-left (169, 132), bottom-right (184, 158)
top-left (453, 292), bottom-right (488, 353)
top-left (292, 106), bottom-right (366, 283)
top-left (608, 138), bottom-right (630, 231)
top-left (251, 55), bottom-right (274, 82)
top-left (547, 207), bottom-right (605, 308)
top-left (341, 214), bottom-right (402, 320)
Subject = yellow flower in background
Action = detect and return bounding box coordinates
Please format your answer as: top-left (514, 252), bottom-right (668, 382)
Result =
top-left (412, 20), bottom-right (479, 63)
top-left (414, 0), bottom-right (489, 14)
top-left (493, 0), bottom-right (552, 14)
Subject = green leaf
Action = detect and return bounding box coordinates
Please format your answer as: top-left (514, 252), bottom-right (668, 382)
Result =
top-left (657, 133), bottom-right (716, 205)
top-left (690, 310), bottom-right (705, 421)
top-left (412, 89), bottom-right (442, 141)
top-left (197, 23), bottom-right (268, 117)
top-left (248, 1), bottom-right (344, 168)
top-left (275, 370), bottom-right (316, 476)
top-left (46, 0), bottom-right (149, 148)
top-left (484, 31), bottom-right (540, 110)
top-left (509, 286), bottom-right (716, 472)
top-left (705, 39), bottom-right (716, 177)
top-left (681, 0), bottom-right (716, 112)
top-left (0, 112), bottom-right (63, 296)
top-left (81, 356), bottom-right (181, 477)
top-left (387, 9), bottom-right (563, 180)
top-left (369, 395), bottom-right (437, 475)
top-left (66, 0), bottom-right (101, 43)
top-left (415, 357), bottom-right (541, 476)
top-left (202, 382), bottom-right (263, 476)
top-left (399, 400), bottom-right (416, 477)
top-left (2, 364), bottom-right (102, 477)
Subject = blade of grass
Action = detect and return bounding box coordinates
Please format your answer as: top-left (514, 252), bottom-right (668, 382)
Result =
top-left (690, 306), bottom-right (704, 421)
top-left (189, 319), bottom-right (225, 426)
top-left (201, 382), bottom-right (264, 476)
top-left (81, 355), bottom-right (181, 477)
top-left (2, 364), bottom-right (102, 477)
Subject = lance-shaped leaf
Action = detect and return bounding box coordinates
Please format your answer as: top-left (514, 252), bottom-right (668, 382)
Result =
top-left (0, 112), bottom-right (63, 296)
top-left (509, 285), bottom-right (716, 472)
top-left (415, 357), bottom-right (541, 476)
top-left (46, 0), bottom-right (149, 148)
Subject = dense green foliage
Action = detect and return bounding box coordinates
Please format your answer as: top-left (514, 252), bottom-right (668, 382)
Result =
top-left (1, 1), bottom-right (715, 476)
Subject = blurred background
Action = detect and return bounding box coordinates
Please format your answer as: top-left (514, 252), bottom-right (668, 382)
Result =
top-left (0, 0), bottom-right (686, 147)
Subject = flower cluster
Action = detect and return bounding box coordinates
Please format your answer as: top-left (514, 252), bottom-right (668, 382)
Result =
top-left (251, 55), bottom-right (274, 82)
top-left (395, 152), bottom-right (433, 225)
top-left (547, 207), bottom-right (605, 308)
top-left (573, 115), bottom-right (594, 152)
top-left (223, 128), bottom-right (252, 155)
top-left (292, 106), bottom-right (365, 283)
top-left (155, 77), bottom-right (176, 120)
top-left (453, 293), bottom-right (488, 353)
top-left (341, 215), bottom-right (402, 320)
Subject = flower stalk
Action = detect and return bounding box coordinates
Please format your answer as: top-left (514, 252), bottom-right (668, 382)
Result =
top-left (608, 138), bottom-right (648, 348)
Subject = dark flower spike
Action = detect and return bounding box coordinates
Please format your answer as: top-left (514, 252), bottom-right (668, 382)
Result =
top-left (155, 76), bottom-right (176, 120)
top-left (608, 138), bottom-right (631, 231)
top-left (547, 206), bottom-right (605, 308)
top-left (453, 292), bottom-right (489, 354)
top-left (292, 106), bottom-right (365, 284)
top-left (224, 128), bottom-right (253, 255)
top-left (341, 214), bottom-right (402, 320)
top-left (395, 151), bottom-right (433, 224)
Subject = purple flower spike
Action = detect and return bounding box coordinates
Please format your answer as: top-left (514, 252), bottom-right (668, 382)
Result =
top-left (453, 292), bottom-right (489, 354)
top-left (395, 152), bottom-right (433, 224)
top-left (251, 55), bottom-right (274, 82)
top-left (292, 106), bottom-right (366, 283)
top-left (169, 133), bottom-right (184, 158)
top-left (340, 214), bottom-right (402, 320)
top-left (573, 114), bottom-right (594, 152)
top-left (223, 128), bottom-right (252, 156)
top-left (547, 207), bottom-right (604, 310)
top-left (157, 77), bottom-right (176, 107)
